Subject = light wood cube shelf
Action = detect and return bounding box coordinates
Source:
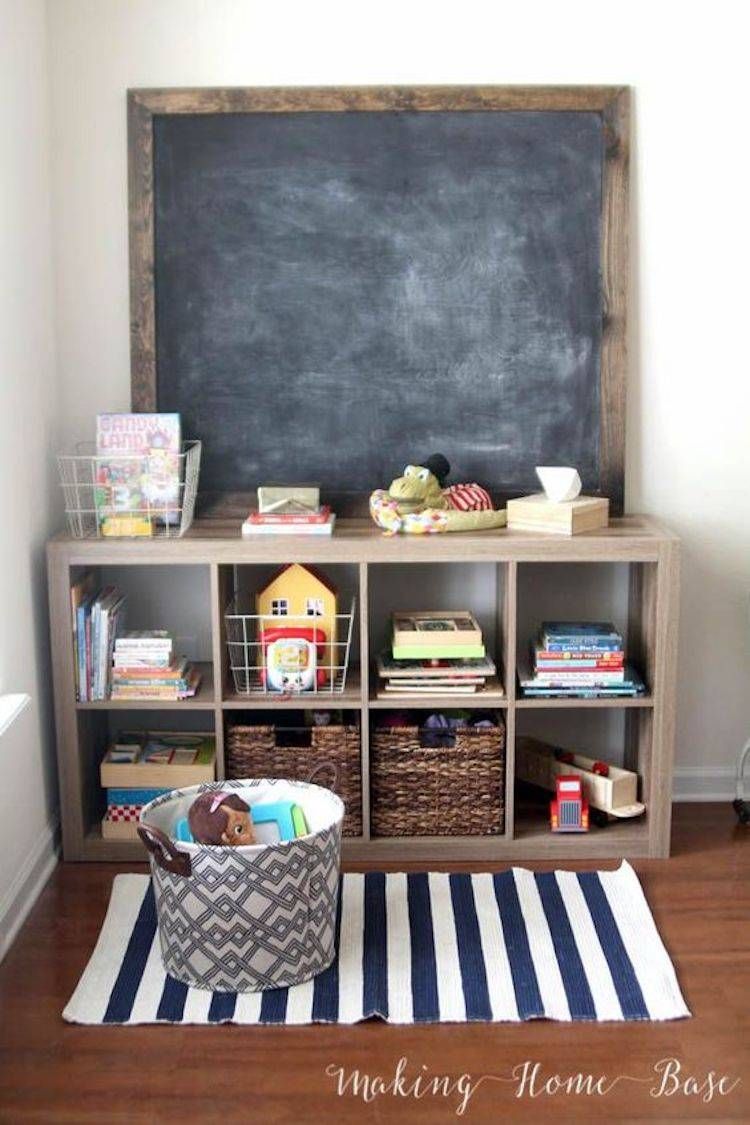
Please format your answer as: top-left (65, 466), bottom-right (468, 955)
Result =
top-left (47, 515), bottom-right (679, 862)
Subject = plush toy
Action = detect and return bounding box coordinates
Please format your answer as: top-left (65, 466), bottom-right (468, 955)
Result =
top-left (188, 791), bottom-right (256, 846)
top-left (370, 454), bottom-right (507, 534)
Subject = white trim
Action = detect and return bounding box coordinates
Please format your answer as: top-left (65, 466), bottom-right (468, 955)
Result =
top-left (672, 766), bottom-right (735, 802)
top-left (0, 693), bottom-right (31, 738)
top-left (0, 816), bottom-right (60, 962)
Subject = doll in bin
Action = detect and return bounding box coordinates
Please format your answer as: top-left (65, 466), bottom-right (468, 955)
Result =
top-left (188, 791), bottom-right (256, 846)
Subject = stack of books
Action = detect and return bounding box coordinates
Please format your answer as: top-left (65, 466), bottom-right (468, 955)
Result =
top-left (519, 621), bottom-right (646, 698)
top-left (70, 573), bottom-right (126, 701)
top-left (242, 484), bottom-right (335, 537)
top-left (376, 611), bottom-right (501, 697)
top-left (100, 731), bottom-right (216, 839)
top-left (111, 631), bottom-right (202, 701)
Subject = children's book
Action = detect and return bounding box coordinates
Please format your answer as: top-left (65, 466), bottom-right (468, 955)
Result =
top-left (95, 413), bottom-right (181, 526)
top-left (377, 652), bottom-right (496, 678)
top-left (539, 622), bottom-right (623, 652)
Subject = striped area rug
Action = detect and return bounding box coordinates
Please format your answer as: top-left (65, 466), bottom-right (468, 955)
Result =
top-left (64, 862), bottom-right (689, 1025)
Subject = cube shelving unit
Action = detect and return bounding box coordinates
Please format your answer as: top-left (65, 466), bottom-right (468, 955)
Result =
top-left (47, 515), bottom-right (679, 862)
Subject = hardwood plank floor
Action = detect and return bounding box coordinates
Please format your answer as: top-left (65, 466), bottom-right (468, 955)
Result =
top-left (0, 804), bottom-right (747, 1123)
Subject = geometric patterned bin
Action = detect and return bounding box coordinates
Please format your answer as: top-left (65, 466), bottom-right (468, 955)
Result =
top-left (138, 778), bottom-right (343, 992)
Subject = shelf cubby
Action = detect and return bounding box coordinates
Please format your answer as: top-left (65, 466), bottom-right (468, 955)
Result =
top-left (48, 516), bottom-right (679, 861)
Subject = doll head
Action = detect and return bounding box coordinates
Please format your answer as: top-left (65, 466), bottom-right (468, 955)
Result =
top-left (188, 791), bottom-right (256, 846)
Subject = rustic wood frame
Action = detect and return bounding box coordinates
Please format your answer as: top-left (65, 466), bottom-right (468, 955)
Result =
top-left (128, 86), bottom-right (630, 513)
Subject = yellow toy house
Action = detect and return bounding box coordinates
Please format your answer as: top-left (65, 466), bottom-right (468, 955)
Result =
top-left (255, 564), bottom-right (338, 676)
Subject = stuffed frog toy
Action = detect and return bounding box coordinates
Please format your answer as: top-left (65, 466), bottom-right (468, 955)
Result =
top-left (370, 454), bottom-right (507, 534)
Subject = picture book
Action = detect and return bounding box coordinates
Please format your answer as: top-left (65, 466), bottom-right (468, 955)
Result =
top-left (377, 653), bottom-right (496, 679)
top-left (392, 611), bottom-right (483, 647)
top-left (518, 654), bottom-right (645, 697)
top-left (242, 513), bottom-right (335, 536)
top-left (95, 413), bottom-right (181, 525)
top-left (70, 571), bottom-right (95, 701)
top-left (392, 642), bottom-right (485, 660)
top-left (539, 622), bottom-right (623, 652)
top-left (73, 583), bottom-right (126, 701)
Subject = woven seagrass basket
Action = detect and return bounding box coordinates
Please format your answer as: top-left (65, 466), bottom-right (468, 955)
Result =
top-left (370, 722), bottom-right (505, 837)
top-left (225, 723), bottom-right (362, 836)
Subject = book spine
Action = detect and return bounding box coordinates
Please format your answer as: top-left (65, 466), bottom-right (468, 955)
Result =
top-left (85, 611), bottom-right (92, 700)
top-left (111, 686), bottom-right (191, 696)
top-left (92, 601), bottom-right (100, 700)
top-left (113, 675), bottom-right (193, 684)
top-left (113, 656), bottom-right (173, 668)
top-left (76, 604), bottom-right (87, 701)
top-left (541, 641), bottom-right (622, 653)
top-left (247, 506), bottom-right (330, 525)
top-left (112, 666), bottom-right (186, 675)
top-left (106, 788), bottom-right (169, 805)
top-left (530, 674), bottom-right (626, 686)
top-left (115, 643), bottom-right (173, 652)
top-left (521, 684), bottom-right (638, 693)
top-left (100, 605), bottom-right (111, 699)
top-left (535, 658), bottom-right (625, 669)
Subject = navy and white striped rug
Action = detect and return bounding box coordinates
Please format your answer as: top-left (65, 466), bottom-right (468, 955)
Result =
top-left (64, 862), bottom-right (689, 1024)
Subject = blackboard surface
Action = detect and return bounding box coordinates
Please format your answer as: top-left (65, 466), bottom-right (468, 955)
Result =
top-left (153, 110), bottom-right (603, 506)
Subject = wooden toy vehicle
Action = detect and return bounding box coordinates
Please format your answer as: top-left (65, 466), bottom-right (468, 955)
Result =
top-left (516, 736), bottom-right (646, 820)
top-left (550, 775), bottom-right (589, 832)
top-left (259, 626), bottom-right (328, 692)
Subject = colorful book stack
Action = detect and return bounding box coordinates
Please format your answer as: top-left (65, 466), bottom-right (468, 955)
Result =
top-left (70, 573), bottom-right (126, 701)
top-left (519, 621), bottom-right (646, 698)
top-left (376, 611), bottom-right (501, 697)
top-left (242, 484), bottom-right (335, 537)
top-left (100, 731), bottom-right (216, 840)
top-left (111, 631), bottom-right (202, 701)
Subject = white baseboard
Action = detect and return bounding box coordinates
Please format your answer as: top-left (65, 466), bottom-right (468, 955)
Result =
top-left (672, 766), bottom-right (736, 802)
top-left (0, 815), bottom-right (60, 962)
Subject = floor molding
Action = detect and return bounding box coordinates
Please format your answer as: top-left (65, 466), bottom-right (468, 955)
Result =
top-left (0, 816), bottom-right (60, 963)
top-left (673, 766), bottom-right (735, 802)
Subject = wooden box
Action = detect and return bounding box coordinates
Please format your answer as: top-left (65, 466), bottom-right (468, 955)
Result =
top-left (507, 494), bottom-right (609, 535)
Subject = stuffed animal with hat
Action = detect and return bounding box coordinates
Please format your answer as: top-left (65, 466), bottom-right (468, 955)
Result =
top-left (370, 454), bottom-right (507, 534)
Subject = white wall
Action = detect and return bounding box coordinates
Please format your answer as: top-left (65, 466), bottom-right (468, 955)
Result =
top-left (0, 0), bottom-right (60, 956)
top-left (45, 0), bottom-right (750, 787)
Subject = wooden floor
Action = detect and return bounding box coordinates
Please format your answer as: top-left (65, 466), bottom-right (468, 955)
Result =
top-left (0, 804), bottom-right (747, 1123)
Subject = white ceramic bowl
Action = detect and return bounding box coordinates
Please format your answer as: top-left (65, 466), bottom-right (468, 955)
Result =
top-left (535, 466), bottom-right (582, 503)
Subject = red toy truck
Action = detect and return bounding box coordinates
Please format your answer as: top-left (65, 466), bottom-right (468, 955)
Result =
top-left (550, 775), bottom-right (590, 833)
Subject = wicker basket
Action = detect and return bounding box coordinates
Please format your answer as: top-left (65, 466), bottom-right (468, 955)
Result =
top-left (225, 723), bottom-right (362, 836)
top-left (370, 722), bottom-right (505, 837)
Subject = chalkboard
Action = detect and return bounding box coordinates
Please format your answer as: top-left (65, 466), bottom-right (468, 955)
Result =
top-left (129, 88), bottom-right (629, 514)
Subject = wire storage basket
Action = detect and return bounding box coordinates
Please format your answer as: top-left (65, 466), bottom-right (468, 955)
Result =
top-left (225, 593), bottom-right (356, 696)
top-left (57, 440), bottom-right (201, 538)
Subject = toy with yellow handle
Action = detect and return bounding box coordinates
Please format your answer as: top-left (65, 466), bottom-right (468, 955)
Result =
top-left (370, 454), bottom-right (507, 535)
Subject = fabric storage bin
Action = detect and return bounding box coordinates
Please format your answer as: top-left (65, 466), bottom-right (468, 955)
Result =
top-left (138, 778), bottom-right (343, 992)
top-left (225, 723), bottom-right (362, 836)
top-left (370, 721), bottom-right (505, 836)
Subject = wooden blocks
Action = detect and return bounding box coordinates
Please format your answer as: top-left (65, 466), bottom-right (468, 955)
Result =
top-left (507, 494), bottom-right (609, 535)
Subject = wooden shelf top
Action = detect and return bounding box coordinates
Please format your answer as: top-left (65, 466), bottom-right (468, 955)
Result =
top-left (49, 514), bottom-right (678, 565)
